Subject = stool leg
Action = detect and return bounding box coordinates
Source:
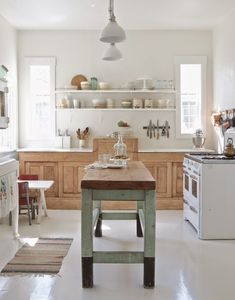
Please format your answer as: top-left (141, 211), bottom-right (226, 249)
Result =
top-left (81, 189), bottom-right (93, 288)
top-left (144, 190), bottom-right (156, 288)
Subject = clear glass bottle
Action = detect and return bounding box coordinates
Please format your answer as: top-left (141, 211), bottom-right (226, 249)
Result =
top-left (113, 134), bottom-right (127, 158)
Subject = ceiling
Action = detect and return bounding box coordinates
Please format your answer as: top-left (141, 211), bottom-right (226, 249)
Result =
top-left (0, 0), bottom-right (235, 30)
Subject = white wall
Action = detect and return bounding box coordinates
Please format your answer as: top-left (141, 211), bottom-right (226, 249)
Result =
top-left (213, 9), bottom-right (235, 151)
top-left (0, 15), bottom-right (17, 149)
top-left (18, 30), bottom-right (213, 150)
top-left (213, 10), bottom-right (235, 111)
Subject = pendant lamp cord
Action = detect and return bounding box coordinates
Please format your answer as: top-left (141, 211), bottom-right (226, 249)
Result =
top-left (109, 0), bottom-right (116, 22)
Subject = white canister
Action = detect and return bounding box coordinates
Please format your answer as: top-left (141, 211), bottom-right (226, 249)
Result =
top-left (65, 97), bottom-right (73, 108)
top-left (55, 136), bottom-right (63, 148)
top-left (73, 99), bottom-right (80, 108)
top-left (62, 136), bottom-right (71, 149)
top-left (157, 99), bottom-right (166, 108)
top-left (78, 139), bottom-right (86, 148)
top-left (58, 98), bottom-right (67, 108)
top-left (133, 99), bottom-right (143, 109)
top-left (106, 98), bottom-right (113, 108)
top-left (144, 99), bottom-right (153, 109)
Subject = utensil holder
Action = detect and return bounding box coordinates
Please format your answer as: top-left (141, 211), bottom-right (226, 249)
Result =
top-left (78, 139), bottom-right (86, 148)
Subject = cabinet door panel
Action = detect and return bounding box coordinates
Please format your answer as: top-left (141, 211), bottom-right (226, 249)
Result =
top-left (25, 162), bottom-right (58, 197)
top-left (172, 162), bottom-right (183, 197)
top-left (25, 162), bottom-right (41, 178)
top-left (155, 162), bottom-right (172, 197)
top-left (59, 162), bottom-right (86, 197)
top-left (64, 166), bottom-right (78, 194)
top-left (143, 161), bottom-right (171, 198)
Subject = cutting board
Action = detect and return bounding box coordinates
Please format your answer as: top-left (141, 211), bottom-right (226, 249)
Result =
top-left (71, 74), bottom-right (87, 89)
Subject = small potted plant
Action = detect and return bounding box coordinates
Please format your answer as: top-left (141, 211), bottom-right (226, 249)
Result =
top-left (117, 121), bottom-right (132, 137)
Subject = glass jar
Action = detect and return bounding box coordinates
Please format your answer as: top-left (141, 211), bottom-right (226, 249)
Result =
top-left (90, 77), bottom-right (98, 90)
top-left (113, 135), bottom-right (127, 158)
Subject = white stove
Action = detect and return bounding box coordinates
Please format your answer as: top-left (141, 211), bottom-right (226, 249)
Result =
top-left (183, 152), bottom-right (235, 239)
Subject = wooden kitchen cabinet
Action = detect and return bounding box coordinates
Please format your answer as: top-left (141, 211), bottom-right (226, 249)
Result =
top-left (172, 162), bottom-right (183, 198)
top-left (138, 152), bottom-right (184, 209)
top-left (18, 143), bottom-right (184, 210)
top-left (19, 151), bottom-right (94, 209)
top-left (144, 162), bottom-right (172, 198)
top-left (93, 137), bottom-right (138, 160)
top-left (24, 161), bottom-right (59, 197)
top-left (58, 162), bottom-right (86, 197)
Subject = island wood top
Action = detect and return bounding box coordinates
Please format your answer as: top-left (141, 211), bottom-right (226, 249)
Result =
top-left (81, 161), bottom-right (155, 190)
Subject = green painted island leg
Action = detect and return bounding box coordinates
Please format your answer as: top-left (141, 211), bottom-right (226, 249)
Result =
top-left (81, 189), bottom-right (93, 288)
top-left (143, 190), bottom-right (156, 288)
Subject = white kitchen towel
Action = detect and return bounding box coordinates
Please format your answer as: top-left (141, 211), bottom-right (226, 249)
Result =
top-left (0, 172), bottom-right (17, 218)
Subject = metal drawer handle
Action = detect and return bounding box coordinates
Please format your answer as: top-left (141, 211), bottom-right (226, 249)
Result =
top-left (183, 199), bottom-right (189, 205)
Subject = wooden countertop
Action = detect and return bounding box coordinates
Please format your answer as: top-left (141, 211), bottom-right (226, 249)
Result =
top-left (81, 161), bottom-right (156, 190)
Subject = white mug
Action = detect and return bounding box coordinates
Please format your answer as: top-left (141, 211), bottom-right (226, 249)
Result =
top-left (133, 99), bottom-right (143, 109)
top-left (73, 99), bottom-right (80, 108)
top-left (144, 99), bottom-right (153, 108)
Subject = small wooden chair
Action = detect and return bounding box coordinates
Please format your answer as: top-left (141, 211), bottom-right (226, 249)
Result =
top-left (18, 174), bottom-right (39, 225)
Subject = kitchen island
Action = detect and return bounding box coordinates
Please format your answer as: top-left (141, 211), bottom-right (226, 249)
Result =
top-left (81, 161), bottom-right (156, 288)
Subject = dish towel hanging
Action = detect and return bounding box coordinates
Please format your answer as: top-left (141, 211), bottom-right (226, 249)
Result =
top-left (0, 172), bottom-right (17, 218)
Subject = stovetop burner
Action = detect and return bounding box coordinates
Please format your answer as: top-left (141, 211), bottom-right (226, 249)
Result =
top-left (186, 153), bottom-right (235, 163)
top-left (200, 155), bottom-right (235, 160)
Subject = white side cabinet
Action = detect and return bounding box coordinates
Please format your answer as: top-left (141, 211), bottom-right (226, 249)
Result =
top-left (0, 159), bottom-right (19, 238)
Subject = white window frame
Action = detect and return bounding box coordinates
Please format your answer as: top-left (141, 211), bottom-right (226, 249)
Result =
top-left (174, 56), bottom-right (207, 139)
top-left (24, 57), bottom-right (56, 143)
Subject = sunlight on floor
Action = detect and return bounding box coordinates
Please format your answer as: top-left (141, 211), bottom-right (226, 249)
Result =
top-left (20, 237), bottom-right (39, 246)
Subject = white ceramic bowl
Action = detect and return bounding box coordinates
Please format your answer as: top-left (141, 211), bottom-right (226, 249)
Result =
top-left (80, 81), bottom-right (91, 90)
top-left (92, 99), bottom-right (107, 108)
top-left (121, 100), bottom-right (132, 108)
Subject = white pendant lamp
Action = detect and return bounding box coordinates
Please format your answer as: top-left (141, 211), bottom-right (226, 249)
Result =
top-left (100, 0), bottom-right (126, 44)
top-left (102, 43), bottom-right (122, 61)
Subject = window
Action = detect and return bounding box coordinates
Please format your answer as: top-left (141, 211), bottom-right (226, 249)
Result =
top-left (24, 57), bottom-right (56, 140)
top-left (175, 56), bottom-right (207, 138)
